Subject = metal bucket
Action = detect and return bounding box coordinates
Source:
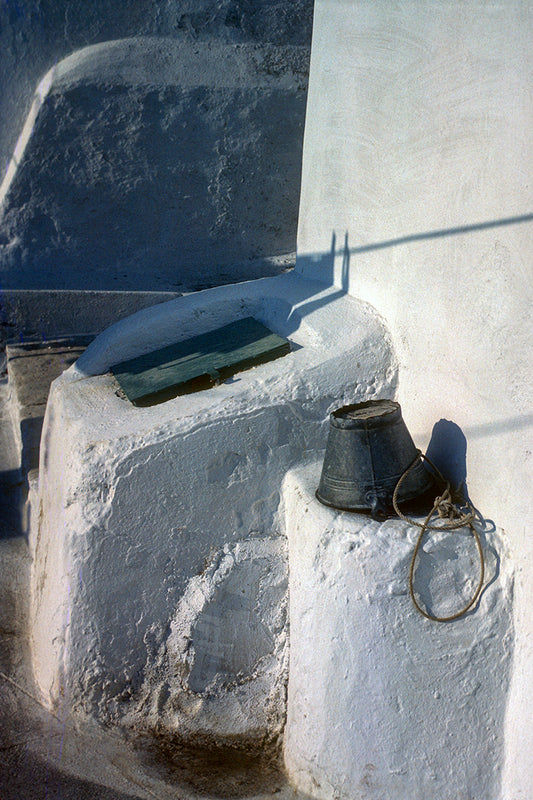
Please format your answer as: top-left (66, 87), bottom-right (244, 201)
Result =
top-left (316, 399), bottom-right (433, 518)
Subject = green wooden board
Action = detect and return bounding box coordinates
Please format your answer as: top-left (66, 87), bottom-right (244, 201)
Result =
top-left (111, 317), bottom-right (291, 406)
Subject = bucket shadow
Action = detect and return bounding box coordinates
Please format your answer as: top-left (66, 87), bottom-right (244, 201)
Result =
top-left (425, 419), bottom-right (468, 497)
top-left (424, 418), bottom-right (496, 530)
top-left (410, 419), bottom-right (500, 620)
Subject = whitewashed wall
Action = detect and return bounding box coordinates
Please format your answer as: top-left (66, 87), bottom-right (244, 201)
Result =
top-left (0, 0), bottom-right (314, 193)
top-left (0, 38), bottom-right (308, 291)
top-left (295, 2), bottom-right (533, 797)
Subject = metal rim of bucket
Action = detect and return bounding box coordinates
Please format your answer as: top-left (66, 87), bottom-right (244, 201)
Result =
top-left (329, 399), bottom-right (401, 430)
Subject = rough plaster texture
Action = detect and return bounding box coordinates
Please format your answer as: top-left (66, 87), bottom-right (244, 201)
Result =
top-left (31, 272), bottom-right (396, 748)
top-left (0, 37), bottom-right (308, 290)
top-left (283, 463), bottom-right (514, 800)
top-left (0, 0), bottom-right (314, 185)
top-left (296, 3), bottom-right (532, 794)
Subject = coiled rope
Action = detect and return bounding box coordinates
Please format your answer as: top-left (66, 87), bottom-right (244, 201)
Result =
top-left (393, 451), bottom-right (485, 622)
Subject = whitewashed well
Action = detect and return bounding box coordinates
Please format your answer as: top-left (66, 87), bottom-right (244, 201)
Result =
top-left (31, 272), bottom-right (396, 747)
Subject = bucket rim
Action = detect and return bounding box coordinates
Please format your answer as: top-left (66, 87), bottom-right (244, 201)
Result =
top-left (329, 399), bottom-right (400, 429)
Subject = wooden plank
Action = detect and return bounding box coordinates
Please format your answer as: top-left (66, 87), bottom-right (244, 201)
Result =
top-left (111, 317), bottom-right (291, 406)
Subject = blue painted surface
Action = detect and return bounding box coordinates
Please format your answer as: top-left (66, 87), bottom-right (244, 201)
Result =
top-left (111, 316), bottom-right (290, 404)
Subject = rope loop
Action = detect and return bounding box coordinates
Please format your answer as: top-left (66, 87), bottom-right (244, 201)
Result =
top-left (393, 451), bottom-right (485, 622)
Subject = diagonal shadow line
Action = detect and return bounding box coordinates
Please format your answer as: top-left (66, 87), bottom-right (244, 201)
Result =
top-left (335, 213), bottom-right (533, 257)
top-left (464, 414), bottom-right (533, 438)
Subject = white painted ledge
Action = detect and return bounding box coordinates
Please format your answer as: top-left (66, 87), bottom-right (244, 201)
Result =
top-left (283, 462), bottom-right (514, 800)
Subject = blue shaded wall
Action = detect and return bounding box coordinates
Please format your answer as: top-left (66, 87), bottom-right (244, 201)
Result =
top-left (0, 1), bottom-right (313, 290)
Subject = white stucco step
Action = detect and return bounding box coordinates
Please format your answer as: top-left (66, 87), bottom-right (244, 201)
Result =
top-left (283, 462), bottom-right (514, 800)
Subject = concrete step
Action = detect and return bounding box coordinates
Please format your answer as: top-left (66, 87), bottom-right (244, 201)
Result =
top-left (0, 379), bottom-right (23, 539)
top-left (6, 336), bottom-right (93, 476)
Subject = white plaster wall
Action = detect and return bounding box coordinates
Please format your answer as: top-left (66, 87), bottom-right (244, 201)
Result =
top-left (0, 0), bottom-right (314, 191)
top-left (0, 37), bottom-right (308, 290)
top-left (296, 3), bottom-right (532, 795)
top-left (31, 273), bottom-right (397, 746)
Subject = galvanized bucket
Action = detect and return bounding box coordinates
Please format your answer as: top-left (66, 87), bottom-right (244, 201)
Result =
top-left (316, 399), bottom-right (433, 518)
